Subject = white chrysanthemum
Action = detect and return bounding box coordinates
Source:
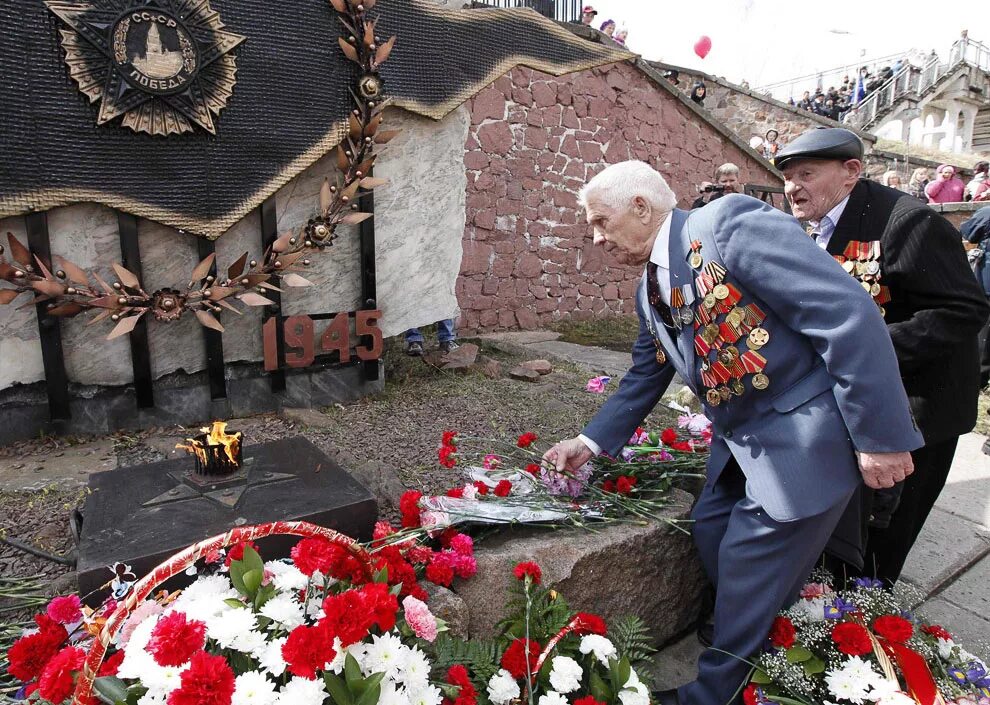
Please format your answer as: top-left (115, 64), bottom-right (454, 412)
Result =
top-left (118, 615), bottom-right (160, 679)
top-left (539, 692), bottom-right (569, 705)
top-left (407, 684), bottom-right (443, 705)
top-left (579, 635), bottom-right (618, 666)
top-left (875, 691), bottom-right (917, 705)
top-left (548, 655), bottom-right (583, 694)
top-left (843, 656), bottom-right (880, 683)
top-left (254, 636), bottom-right (288, 677)
top-left (346, 641), bottom-right (369, 671)
top-left (400, 646), bottom-right (432, 691)
top-left (324, 637), bottom-right (347, 674)
top-left (487, 670), bottom-right (521, 705)
top-left (363, 633), bottom-right (409, 680)
top-left (868, 678), bottom-right (901, 700)
top-left (171, 575), bottom-right (239, 622)
top-left (137, 692), bottom-right (166, 705)
top-left (260, 593), bottom-right (305, 629)
top-left (274, 677), bottom-right (327, 705)
top-left (380, 681), bottom-right (412, 705)
top-left (826, 669), bottom-right (871, 704)
top-left (207, 607), bottom-right (258, 651)
top-left (143, 663), bottom-right (189, 697)
top-left (232, 670), bottom-right (278, 705)
top-left (265, 561), bottom-right (309, 592)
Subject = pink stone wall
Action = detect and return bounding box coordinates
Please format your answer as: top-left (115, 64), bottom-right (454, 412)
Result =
top-left (456, 61), bottom-right (782, 333)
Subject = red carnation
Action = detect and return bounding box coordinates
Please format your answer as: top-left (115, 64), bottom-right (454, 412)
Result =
top-left (494, 480), bottom-right (512, 497)
top-left (447, 664), bottom-right (478, 705)
top-left (291, 537), bottom-right (336, 577)
top-left (513, 561), bottom-right (542, 584)
top-left (574, 698), bottom-right (607, 705)
top-left (742, 684), bottom-right (759, 705)
top-left (439, 445), bottom-right (457, 469)
top-left (517, 432), bottom-right (538, 448)
top-left (448, 664), bottom-right (473, 687)
top-left (832, 622), bottom-right (873, 656)
top-left (873, 615), bottom-right (913, 644)
top-left (574, 612), bottom-right (608, 636)
top-left (282, 622), bottom-right (335, 678)
top-left (501, 638), bottom-right (541, 679)
top-left (99, 651), bottom-right (125, 677)
top-left (524, 464), bottom-right (541, 475)
top-left (473, 481), bottom-right (489, 495)
top-left (616, 475), bottom-right (637, 494)
top-left (46, 595), bottom-right (83, 625)
top-left (446, 487), bottom-right (465, 498)
top-left (922, 624), bottom-right (953, 641)
top-left (38, 646), bottom-right (84, 705)
top-left (769, 616), bottom-right (796, 649)
top-left (426, 560), bottom-right (455, 587)
top-left (224, 540), bottom-right (259, 567)
top-left (168, 651), bottom-right (236, 705)
top-left (603, 479), bottom-right (616, 493)
top-left (373, 521), bottom-right (396, 542)
top-left (661, 428), bottom-right (678, 445)
top-left (147, 612), bottom-right (207, 667)
top-left (6, 614), bottom-right (68, 682)
top-left (400, 490), bottom-right (423, 528)
top-left (671, 441), bottom-right (692, 452)
top-left (360, 582), bottom-right (399, 633)
top-left (322, 590), bottom-right (377, 645)
top-left (442, 431), bottom-right (458, 447)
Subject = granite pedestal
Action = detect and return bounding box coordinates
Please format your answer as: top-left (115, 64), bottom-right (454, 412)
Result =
top-left (76, 436), bottom-right (377, 598)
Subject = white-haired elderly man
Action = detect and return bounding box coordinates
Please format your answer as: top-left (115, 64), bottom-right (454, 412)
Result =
top-left (543, 161), bottom-right (922, 705)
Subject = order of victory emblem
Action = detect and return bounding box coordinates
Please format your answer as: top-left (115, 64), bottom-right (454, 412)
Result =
top-left (46, 1), bottom-right (246, 136)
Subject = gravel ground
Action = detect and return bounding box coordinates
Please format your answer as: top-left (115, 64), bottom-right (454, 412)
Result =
top-left (0, 337), bottom-right (680, 605)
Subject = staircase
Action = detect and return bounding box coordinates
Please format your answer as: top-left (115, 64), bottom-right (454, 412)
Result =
top-left (973, 108), bottom-right (990, 153)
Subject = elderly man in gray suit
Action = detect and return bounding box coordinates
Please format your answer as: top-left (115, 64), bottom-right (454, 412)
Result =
top-left (544, 161), bottom-right (923, 705)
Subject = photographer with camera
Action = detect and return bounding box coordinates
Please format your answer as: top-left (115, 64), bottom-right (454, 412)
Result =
top-left (691, 162), bottom-right (740, 209)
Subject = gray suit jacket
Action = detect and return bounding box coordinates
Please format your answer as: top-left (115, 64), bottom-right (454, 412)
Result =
top-left (583, 194), bottom-right (924, 523)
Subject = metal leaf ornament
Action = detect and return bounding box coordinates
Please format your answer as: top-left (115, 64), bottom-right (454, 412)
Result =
top-left (0, 0), bottom-right (398, 339)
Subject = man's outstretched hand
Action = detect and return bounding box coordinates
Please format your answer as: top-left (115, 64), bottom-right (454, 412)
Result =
top-left (857, 451), bottom-right (914, 490)
top-left (543, 437), bottom-right (595, 474)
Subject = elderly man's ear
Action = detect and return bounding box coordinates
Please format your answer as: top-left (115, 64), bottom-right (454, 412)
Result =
top-left (632, 195), bottom-right (651, 221)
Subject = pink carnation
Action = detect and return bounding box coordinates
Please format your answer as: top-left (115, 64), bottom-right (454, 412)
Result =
top-left (118, 600), bottom-right (165, 648)
top-left (46, 595), bottom-right (82, 625)
top-left (799, 582), bottom-right (832, 600)
top-left (482, 454), bottom-right (501, 470)
top-left (402, 595), bottom-right (439, 642)
top-left (450, 534), bottom-right (474, 556)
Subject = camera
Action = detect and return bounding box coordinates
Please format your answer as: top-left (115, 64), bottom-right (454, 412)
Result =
top-left (702, 184), bottom-right (726, 194)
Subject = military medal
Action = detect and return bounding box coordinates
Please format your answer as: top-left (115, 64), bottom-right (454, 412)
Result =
top-left (713, 284), bottom-right (730, 300)
top-left (703, 293), bottom-right (717, 310)
top-left (730, 378), bottom-right (745, 396)
top-left (689, 240), bottom-right (704, 269)
top-left (870, 283), bottom-right (881, 296)
top-left (748, 327), bottom-right (770, 349)
top-left (718, 385), bottom-right (732, 401)
top-left (654, 346), bottom-right (666, 364)
top-left (752, 372), bottom-right (770, 390)
top-left (705, 388), bottom-right (722, 406)
top-left (864, 261), bottom-right (880, 276)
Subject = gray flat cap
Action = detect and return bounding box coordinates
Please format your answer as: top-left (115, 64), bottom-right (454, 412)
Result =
top-left (772, 127), bottom-right (864, 170)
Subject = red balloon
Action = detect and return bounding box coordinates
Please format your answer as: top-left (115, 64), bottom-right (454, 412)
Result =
top-left (694, 35), bottom-right (712, 59)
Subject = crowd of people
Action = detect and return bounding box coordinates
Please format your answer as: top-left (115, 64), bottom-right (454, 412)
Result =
top-left (785, 59), bottom-right (925, 123)
top-left (571, 5), bottom-right (628, 47)
top-left (893, 162), bottom-right (990, 203)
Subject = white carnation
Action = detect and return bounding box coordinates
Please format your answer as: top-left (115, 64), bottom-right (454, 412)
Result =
top-left (260, 593), bottom-right (305, 629)
top-left (548, 655), bottom-right (583, 694)
top-left (618, 671), bottom-right (649, 705)
top-left (579, 635), bottom-right (618, 666)
top-left (274, 678), bottom-right (327, 705)
top-left (265, 560), bottom-right (309, 592)
top-left (407, 684), bottom-right (443, 705)
top-left (363, 633), bottom-right (408, 680)
top-left (938, 638), bottom-right (957, 661)
top-left (539, 692), bottom-right (569, 705)
top-left (254, 636), bottom-right (287, 677)
top-left (487, 669), bottom-right (521, 705)
top-left (232, 671), bottom-right (278, 705)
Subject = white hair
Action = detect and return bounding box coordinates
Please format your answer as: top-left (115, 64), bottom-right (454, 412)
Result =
top-left (578, 160), bottom-right (677, 214)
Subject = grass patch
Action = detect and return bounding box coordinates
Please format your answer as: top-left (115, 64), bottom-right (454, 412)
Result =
top-left (976, 390), bottom-right (990, 437)
top-left (552, 315), bottom-right (640, 353)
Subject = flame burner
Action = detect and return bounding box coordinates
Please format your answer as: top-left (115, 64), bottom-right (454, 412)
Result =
top-left (177, 421), bottom-right (243, 477)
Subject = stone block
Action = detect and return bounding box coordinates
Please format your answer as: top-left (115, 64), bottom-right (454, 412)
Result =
top-left (520, 359), bottom-right (552, 375)
top-left (453, 501), bottom-right (706, 643)
top-left (508, 366), bottom-right (541, 382)
top-left (426, 584), bottom-right (470, 639)
top-left (900, 507), bottom-right (990, 596)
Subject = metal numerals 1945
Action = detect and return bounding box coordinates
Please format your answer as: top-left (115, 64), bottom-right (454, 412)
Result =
top-left (263, 310), bottom-right (383, 371)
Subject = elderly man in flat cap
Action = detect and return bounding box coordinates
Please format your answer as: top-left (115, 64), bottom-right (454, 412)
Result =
top-left (544, 160), bottom-right (922, 705)
top-left (774, 127), bottom-right (989, 584)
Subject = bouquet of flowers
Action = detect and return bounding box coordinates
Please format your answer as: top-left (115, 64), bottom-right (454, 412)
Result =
top-left (410, 415), bottom-right (711, 533)
top-left (426, 561), bottom-right (655, 705)
top-left (747, 573), bottom-right (990, 705)
top-left (3, 523), bottom-right (469, 705)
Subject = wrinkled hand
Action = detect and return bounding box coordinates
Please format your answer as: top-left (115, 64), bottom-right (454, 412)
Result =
top-left (543, 437), bottom-right (595, 474)
top-left (857, 451), bottom-right (914, 490)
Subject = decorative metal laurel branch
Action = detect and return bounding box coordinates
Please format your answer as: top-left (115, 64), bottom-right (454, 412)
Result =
top-left (0, 0), bottom-right (399, 340)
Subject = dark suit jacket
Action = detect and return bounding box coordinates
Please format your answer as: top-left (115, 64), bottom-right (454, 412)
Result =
top-left (828, 180), bottom-right (989, 444)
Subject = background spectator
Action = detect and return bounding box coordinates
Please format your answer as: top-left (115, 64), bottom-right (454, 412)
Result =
top-left (570, 5), bottom-right (596, 25)
top-left (599, 18), bottom-right (615, 37)
top-left (690, 81), bottom-right (706, 105)
top-left (908, 167), bottom-right (932, 200)
top-left (965, 161), bottom-right (989, 201)
top-left (406, 320), bottom-right (459, 356)
top-left (881, 170), bottom-right (904, 190)
top-left (926, 164), bottom-right (966, 203)
top-left (962, 208), bottom-right (990, 388)
top-left (614, 27), bottom-right (628, 45)
top-left (762, 129), bottom-right (781, 161)
top-left (691, 162), bottom-right (740, 208)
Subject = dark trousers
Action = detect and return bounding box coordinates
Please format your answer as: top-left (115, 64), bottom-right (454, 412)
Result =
top-left (979, 296), bottom-right (990, 388)
top-left (863, 437), bottom-right (960, 584)
top-left (681, 460), bottom-right (852, 705)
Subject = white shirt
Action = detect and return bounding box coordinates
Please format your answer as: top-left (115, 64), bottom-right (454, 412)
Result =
top-left (578, 215), bottom-right (673, 456)
top-left (811, 195), bottom-right (850, 250)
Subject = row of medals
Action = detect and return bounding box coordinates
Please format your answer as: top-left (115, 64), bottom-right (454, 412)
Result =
top-left (835, 240), bottom-right (890, 317)
top-left (648, 242), bottom-right (772, 407)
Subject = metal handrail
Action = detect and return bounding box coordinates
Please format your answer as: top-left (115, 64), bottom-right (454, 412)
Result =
top-left (468, 0), bottom-right (583, 22)
top-left (755, 51), bottom-right (908, 93)
top-left (846, 55), bottom-right (943, 129)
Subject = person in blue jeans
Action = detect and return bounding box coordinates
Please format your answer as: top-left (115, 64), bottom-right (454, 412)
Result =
top-left (405, 319), bottom-right (459, 356)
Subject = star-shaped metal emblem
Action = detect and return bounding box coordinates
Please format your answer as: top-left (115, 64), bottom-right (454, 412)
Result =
top-left (46, 0), bottom-right (246, 135)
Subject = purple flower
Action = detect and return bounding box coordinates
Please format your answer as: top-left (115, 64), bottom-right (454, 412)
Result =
top-left (539, 463), bottom-right (591, 497)
top-left (824, 597), bottom-right (857, 619)
top-left (620, 447), bottom-right (637, 462)
top-left (950, 668), bottom-right (970, 686)
top-left (853, 577), bottom-right (883, 589)
top-left (967, 662), bottom-right (988, 684)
